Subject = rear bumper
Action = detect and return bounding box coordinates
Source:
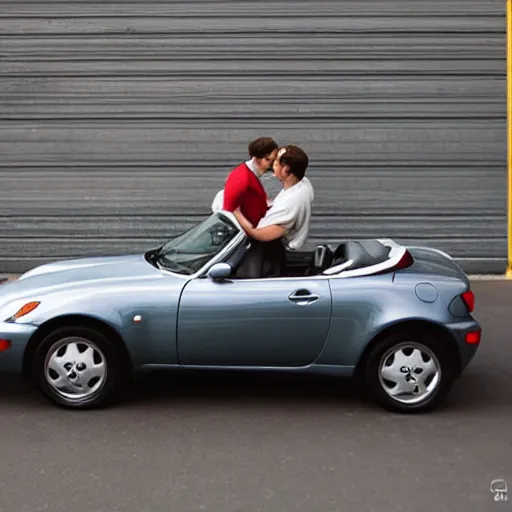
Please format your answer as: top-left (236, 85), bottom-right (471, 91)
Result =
top-left (446, 319), bottom-right (482, 373)
top-left (0, 322), bottom-right (38, 375)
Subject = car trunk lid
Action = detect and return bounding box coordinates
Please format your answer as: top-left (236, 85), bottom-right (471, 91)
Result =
top-left (395, 245), bottom-right (470, 287)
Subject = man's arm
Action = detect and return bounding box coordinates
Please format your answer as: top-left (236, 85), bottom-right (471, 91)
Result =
top-left (223, 170), bottom-right (248, 212)
top-left (234, 209), bottom-right (288, 242)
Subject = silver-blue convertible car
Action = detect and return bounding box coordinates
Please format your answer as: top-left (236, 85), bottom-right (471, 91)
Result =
top-left (0, 211), bottom-right (481, 413)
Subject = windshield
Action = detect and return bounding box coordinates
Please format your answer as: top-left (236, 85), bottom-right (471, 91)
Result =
top-left (156, 213), bottom-right (240, 275)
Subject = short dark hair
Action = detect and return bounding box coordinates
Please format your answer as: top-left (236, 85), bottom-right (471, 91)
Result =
top-left (248, 137), bottom-right (278, 159)
top-left (278, 145), bottom-right (309, 180)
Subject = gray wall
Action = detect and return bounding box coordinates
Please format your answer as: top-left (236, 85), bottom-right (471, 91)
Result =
top-left (0, 0), bottom-right (506, 274)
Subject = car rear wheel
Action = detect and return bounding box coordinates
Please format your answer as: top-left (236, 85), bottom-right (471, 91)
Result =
top-left (33, 326), bottom-right (127, 409)
top-left (363, 332), bottom-right (456, 414)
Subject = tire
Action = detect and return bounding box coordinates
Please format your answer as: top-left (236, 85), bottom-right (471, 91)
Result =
top-left (363, 331), bottom-right (456, 414)
top-left (32, 325), bottom-right (128, 409)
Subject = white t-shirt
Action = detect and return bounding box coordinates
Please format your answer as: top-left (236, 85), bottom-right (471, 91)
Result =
top-left (257, 177), bottom-right (314, 251)
top-left (211, 189), bottom-right (224, 213)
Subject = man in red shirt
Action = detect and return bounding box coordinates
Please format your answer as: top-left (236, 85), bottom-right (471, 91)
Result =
top-left (212, 137), bottom-right (278, 226)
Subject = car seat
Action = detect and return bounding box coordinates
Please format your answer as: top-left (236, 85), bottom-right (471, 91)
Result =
top-left (331, 240), bottom-right (390, 271)
top-left (312, 244), bottom-right (335, 273)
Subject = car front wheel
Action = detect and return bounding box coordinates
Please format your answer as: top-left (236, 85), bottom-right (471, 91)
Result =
top-left (364, 332), bottom-right (457, 414)
top-left (33, 326), bottom-right (127, 409)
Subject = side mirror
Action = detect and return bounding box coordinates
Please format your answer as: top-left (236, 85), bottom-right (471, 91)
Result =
top-left (207, 262), bottom-right (232, 281)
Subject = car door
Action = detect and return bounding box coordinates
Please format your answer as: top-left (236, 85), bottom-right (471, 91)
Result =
top-left (176, 276), bottom-right (332, 367)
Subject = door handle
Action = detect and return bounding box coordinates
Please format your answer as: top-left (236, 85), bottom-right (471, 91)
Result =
top-left (288, 289), bottom-right (319, 305)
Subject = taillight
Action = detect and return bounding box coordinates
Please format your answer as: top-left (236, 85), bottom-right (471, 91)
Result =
top-left (0, 339), bottom-right (11, 351)
top-left (461, 290), bottom-right (475, 313)
top-left (465, 331), bottom-right (481, 344)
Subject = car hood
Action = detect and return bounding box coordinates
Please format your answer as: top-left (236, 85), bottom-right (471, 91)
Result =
top-left (0, 254), bottom-right (165, 302)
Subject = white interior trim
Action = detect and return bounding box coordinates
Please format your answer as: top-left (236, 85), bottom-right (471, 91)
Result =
top-left (322, 260), bottom-right (354, 275)
top-left (322, 239), bottom-right (407, 278)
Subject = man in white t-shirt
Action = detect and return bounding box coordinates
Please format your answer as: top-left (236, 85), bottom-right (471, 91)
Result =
top-left (233, 145), bottom-right (314, 277)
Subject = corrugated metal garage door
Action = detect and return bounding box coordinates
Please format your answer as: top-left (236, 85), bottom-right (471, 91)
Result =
top-left (0, 0), bottom-right (506, 274)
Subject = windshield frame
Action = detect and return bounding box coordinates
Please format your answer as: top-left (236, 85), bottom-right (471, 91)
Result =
top-left (153, 211), bottom-right (246, 278)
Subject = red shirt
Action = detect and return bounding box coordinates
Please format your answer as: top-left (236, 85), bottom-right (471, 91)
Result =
top-left (223, 162), bottom-right (268, 226)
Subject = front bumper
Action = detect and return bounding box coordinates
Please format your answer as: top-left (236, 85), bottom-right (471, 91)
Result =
top-left (446, 318), bottom-right (482, 374)
top-left (0, 322), bottom-right (38, 375)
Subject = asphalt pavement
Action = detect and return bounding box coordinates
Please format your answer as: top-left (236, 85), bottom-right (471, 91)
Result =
top-left (0, 280), bottom-right (511, 512)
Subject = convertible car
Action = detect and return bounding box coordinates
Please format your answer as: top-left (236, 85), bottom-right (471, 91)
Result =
top-left (0, 211), bottom-right (481, 413)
